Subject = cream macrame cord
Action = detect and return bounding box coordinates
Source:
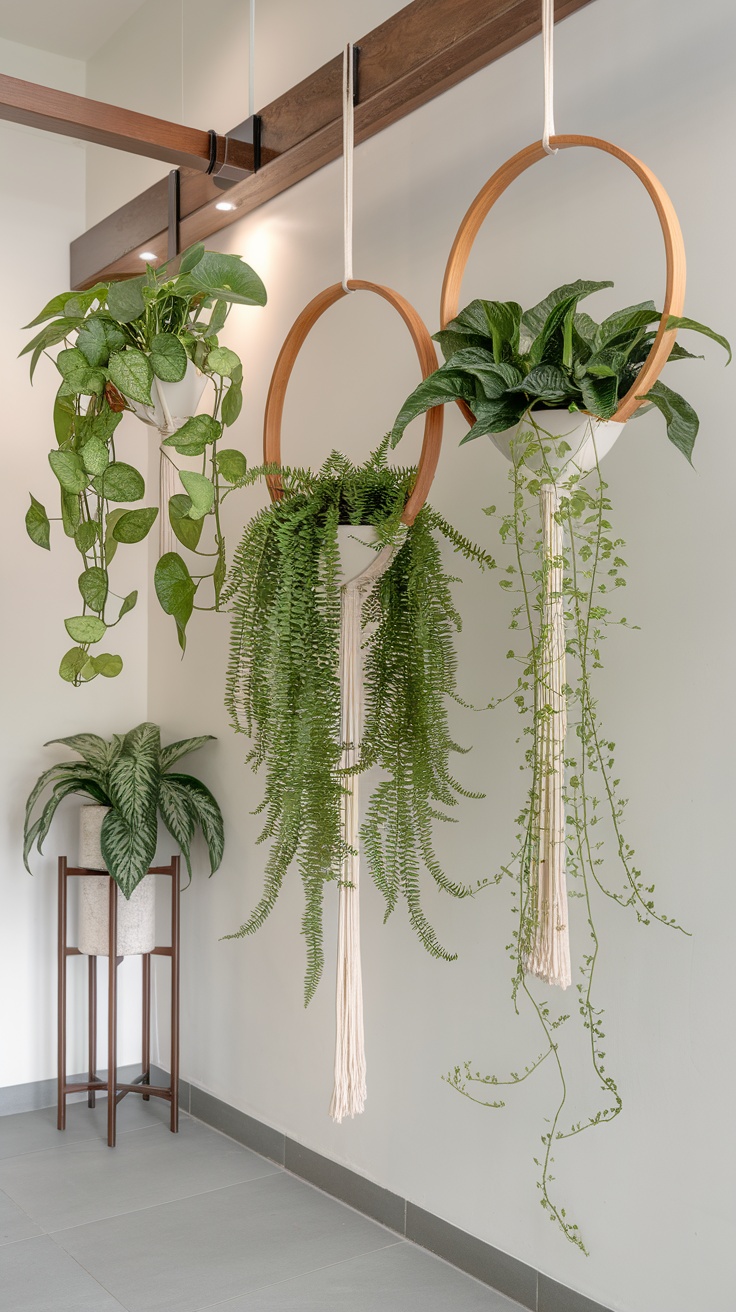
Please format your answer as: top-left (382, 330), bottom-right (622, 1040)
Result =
top-left (342, 43), bottom-right (355, 293)
top-left (329, 528), bottom-right (407, 1123)
top-left (542, 0), bottom-right (558, 156)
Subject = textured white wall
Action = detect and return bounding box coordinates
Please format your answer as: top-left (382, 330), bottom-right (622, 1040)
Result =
top-left (85, 2), bottom-right (736, 1309)
top-left (0, 36), bottom-right (150, 1089)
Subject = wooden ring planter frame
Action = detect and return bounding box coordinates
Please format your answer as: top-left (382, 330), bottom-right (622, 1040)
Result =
top-left (263, 280), bottom-right (443, 525)
top-left (440, 135), bottom-right (687, 428)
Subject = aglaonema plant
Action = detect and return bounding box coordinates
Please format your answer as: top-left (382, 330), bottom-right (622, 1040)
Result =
top-left (21, 243), bottom-right (266, 682)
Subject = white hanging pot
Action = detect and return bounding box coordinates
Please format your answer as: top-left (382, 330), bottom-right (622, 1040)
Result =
top-left (337, 524), bottom-right (379, 585)
top-left (491, 409), bottom-right (624, 483)
top-left (128, 358), bottom-right (209, 437)
top-left (77, 806), bottom-right (156, 957)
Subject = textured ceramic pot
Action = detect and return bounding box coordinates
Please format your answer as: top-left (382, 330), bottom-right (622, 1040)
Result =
top-left (77, 806), bottom-right (156, 957)
top-left (337, 524), bottom-right (381, 586)
top-left (127, 358), bottom-right (209, 436)
top-left (491, 410), bottom-right (624, 482)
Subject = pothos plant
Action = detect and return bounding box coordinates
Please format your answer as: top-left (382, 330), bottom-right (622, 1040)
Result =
top-left (22, 243), bottom-right (266, 683)
top-left (223, 444), bottom-right (494, 1003)
top-left (389, 282), bottom-right (730, 1251)
top-left (24, 722), bottom-right (224, 896)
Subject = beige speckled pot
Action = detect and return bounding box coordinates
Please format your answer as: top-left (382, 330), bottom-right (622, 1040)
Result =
top-left (77, 806), bottom-right (156, 957)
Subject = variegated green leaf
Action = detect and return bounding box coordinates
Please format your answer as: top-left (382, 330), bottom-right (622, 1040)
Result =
top-left (166, 773), bottom-right (224, 874)
top-left (159, 735), bottom-right (215, 771)
top-left (158, 777), bottom-right (196, 884)
top-left (44, 733), bottom-right (116, 775)
top-left (108, 724), bottom-right (161, 827)
top-left (100, 806), bottom-right (158, 898)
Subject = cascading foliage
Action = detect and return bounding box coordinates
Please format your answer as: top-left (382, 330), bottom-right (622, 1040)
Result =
top-left (224, 445), bottom-right (494, 1003)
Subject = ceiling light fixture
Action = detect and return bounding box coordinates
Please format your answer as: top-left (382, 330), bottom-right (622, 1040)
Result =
top-left (139, 251), bottom-right (157, 261)
top-left (215, 201), bottom-right (236, 211)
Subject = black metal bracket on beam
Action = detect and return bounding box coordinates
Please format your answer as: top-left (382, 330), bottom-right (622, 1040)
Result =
top-left (212, 114), bottom-right (261, 188)
top-left (167, 168), bottom-right (180, 259)
top-left (352, 45), bottom-right (361, 106)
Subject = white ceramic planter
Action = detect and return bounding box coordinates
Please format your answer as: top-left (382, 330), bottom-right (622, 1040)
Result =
top-left (77, 806), bottom-right (156, 957)
top-left (337, 524), bottom-right (380, 586)
top-left (128, 358), bottom-right (209, 436)
top-left (491, 409), bottom-right (624, 482)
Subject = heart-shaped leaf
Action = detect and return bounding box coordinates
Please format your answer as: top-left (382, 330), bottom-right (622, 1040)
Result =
top-left (93, 462), bottom-right (145, 503)
top-left (106, 277), bottom-right (146, 324)
top-left (179, 471), bottom-right (214, 519)
top-left (169, 494), bottom-right (203, 551)
top-left (65, 615), bottom-right (107, 644)
top-left (206, 346), bottom-right (240, 378)
top-left (215, 449), bottom-right (247, 482)
top-left (221, 380), bottom-right (242, 427)
top-left (162, 414), bottom-right (220, 456)
top-left (59, 646), bottom-right (89, 683)
top-left (78, 567), bottom-right (108, 612)
top-left (49, 450), bottom-right (88, 494)
top-left (112, 506), bottom-right (159, 543)
top-left (25, 495), bottom-right (50, 550)
top-left (154, 553), bottom-right (196, 649)
top-left (81, 437), bottom-right (110, 475)
top-left (108, 349), bottom-right (153, 404)
top-left (150, 332), bottom-right (188, 382)
top-left (91, 652), bottom-right (123, 678)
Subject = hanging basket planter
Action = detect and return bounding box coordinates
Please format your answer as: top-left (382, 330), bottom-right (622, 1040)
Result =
top-left (225, 278), bottom-right (494, 1123)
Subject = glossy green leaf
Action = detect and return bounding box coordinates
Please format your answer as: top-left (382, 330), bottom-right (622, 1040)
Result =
top-left (80, 437), bottom-right (110, 475)
top-left (23, 291), bottom-right (75, 329)
top-left (107, 349), bottom-right (153, 404)
top-left (509, 364), bottom-right (570, 403)
top-left (216, 448), bottom-right (247, 482)
top-left (89, 403), bottom-right (123, 442)
top-left (665, 315), bottom-right (732, 365)
top-left (168, 494), bottom-right (203, 551)
top-left (642, 380), bottom-right (699, 463)
top-left (101, 807), bottom-right (158, 898)
top-left (221, 380), bottom-right (243, 427)
top-left (76, 317), bottom-right (109, 367)
top-left (206, 346), bottom-right (240, 377)
top-left (20, 318), bottom-right (83, 382)
top-left (154, 552), bottom-right (195, 648)
top-left (59, 646), bottom-right (89, 683)
top-left (165, 773), bottom-right (224, 873)
top-left (180, 470), bottom-right (214, 519)
top-left (207, 299), bottom-right (228, 334)
top-left (49, 449), bottom-right (88, 494)
top-left (119, 590), bottom-right (138, 619)
top-left (106, 276), bottom-right (146, 324)
top-left (93, 462), bottom-right (145, 503)
top-left (178, 242), bottom-right (205, 274)
top-left (64, 614), bottom-right (106, 644)
top-left (580, 372), bottom-right (619, 419)
top-left (78, 566), bottom-right (108, 612)
top-left (150, 332), bottom-right (188, 382)
top-left (91, 652), bottom-right (123, 678)
top-left (74, 520), bottom-right (100, 553)
top-left (177, 251), bottom-right (267, 306)
top-left (111, 506), bottom-right (158, 544)
top-left (53, 391), bottom-right (75, 444)
top-left (159, 734), bottom-right (215, 770)
top-left (55, 346), bottom-right (105, 395)
top-left (521, 280), bottom-right (613, 339)
top-left (104, 508), bottom-right (127, 564)
top-left (162, 414), bottom-right (220, 456)
top-left (61, 490), bottom-right (81, 537)
top-left (390, 366), bottom-right (479, 447)
top-left (25, 495), bottom-right (50, 550)
top-left (158, 776), bottom-right (195, 882)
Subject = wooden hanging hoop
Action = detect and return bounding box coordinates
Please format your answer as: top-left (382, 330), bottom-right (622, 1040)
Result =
top-left (263, 280), bottom-right (443, 525)
top-left (440, 135), bottom-right (687, 427)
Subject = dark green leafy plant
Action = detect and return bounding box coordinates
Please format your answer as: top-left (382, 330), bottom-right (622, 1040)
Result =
top-left (24, 722), bottom-right (224, 896)
top-left (224, 445), bottom-right (494, 1003)
top-left (21, 244), bottom-right (266, 680)
top-left (390, 279), bottom-right (730, 463)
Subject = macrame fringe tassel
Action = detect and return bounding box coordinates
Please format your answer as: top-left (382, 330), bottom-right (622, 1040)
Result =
top-left (525, 482), bottom-right (572, 990)
top-left (330, 583), bottom-right (367, 1121)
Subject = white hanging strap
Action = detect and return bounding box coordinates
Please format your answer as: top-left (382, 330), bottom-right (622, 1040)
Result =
top-left (248, 0), bottom-right (255, 119)
top-left (342, 43), bottom-right (355, 293)
top-left (542, 0), bottom-right (558, 156)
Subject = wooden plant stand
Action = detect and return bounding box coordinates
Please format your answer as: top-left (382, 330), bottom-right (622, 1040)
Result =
top-left (57, 856), bottom-right (180, 1147)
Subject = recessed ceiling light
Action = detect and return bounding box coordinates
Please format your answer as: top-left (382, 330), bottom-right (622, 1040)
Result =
top-left (215, 201), bottom-right (236, 212)
top-left (139, 251), bottom-right (157, 261)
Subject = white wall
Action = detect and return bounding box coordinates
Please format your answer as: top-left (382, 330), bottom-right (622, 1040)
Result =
top-left (0, 37), bottom-right (150, 1088)
top-left (84, 2), bottom-right (736, 1310)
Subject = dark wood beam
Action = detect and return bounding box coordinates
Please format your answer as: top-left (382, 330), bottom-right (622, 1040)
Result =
top-left (70, 0), bottom-right (594, 289)
top-left (0, 73), bottom-right (254, 174)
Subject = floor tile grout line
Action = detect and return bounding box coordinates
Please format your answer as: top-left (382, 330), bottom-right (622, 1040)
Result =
top-left (46, 1231), bottom-right (132, 1310)
top-left (185, 1239), bottom-right (408, 1311)
top-left (40, 1165), bottom-right (284, 1239)
top-left (0, 1180), bottom-right (42, 1235)
top-left (0, 1115), bottom-right (181, 1164)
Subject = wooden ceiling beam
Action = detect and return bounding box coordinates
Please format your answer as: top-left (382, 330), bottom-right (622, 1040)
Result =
top-left (0, 73), bottom-right (256, 175)
top-left (68, 0), bottom-right (594, 289)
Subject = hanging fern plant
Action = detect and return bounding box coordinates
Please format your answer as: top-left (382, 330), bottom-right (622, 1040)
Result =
top-left (224, 445), bottom-right (494, 1002)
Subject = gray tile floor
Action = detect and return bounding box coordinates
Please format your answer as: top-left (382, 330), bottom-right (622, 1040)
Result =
top-left (0, 1098), bottom-right (523, 1312)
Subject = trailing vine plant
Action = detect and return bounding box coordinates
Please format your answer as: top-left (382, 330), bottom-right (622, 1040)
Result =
top-left (21, 243), bottom-right (266, 682)
top-left (224, 444), bottom-right (494, 1003)
top-left (389, 284), bottom-right (731, 1251)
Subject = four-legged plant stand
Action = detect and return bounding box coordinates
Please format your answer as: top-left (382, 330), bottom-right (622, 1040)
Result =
top-left (57, 856), bottom-right (180, 1147)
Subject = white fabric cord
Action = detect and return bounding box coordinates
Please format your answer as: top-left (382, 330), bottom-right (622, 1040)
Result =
top-left (158, 451), bottom-right (178, 557)
top-left (330, 529), bottom-right (406, 1122)
top-left (342, 43), bottom-right (355, 293)
top-left (525, 483), bottom-right (571, 989)
top-left (248, 0), bottom-right (255, 118)
top-left (542, 0), bottom-right (558, 155)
